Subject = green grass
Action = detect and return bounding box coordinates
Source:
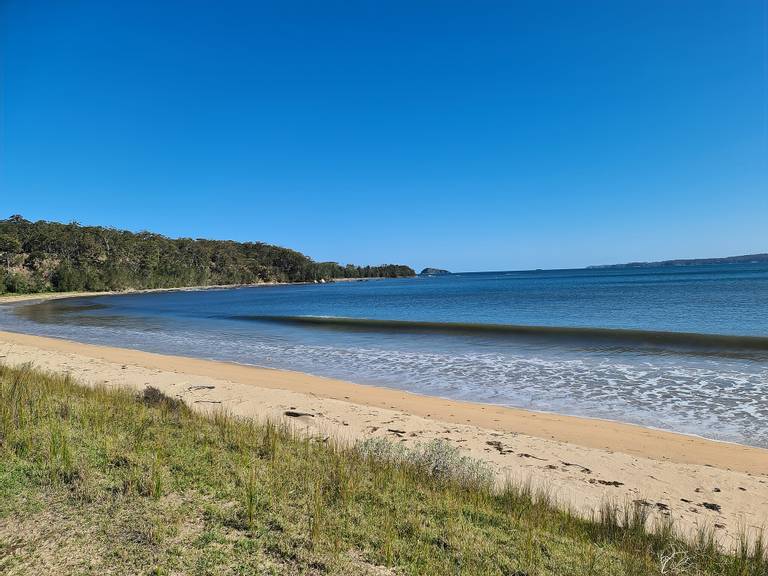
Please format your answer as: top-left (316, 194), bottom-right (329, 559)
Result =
top-left (0, 363), bottom-right (766, 575)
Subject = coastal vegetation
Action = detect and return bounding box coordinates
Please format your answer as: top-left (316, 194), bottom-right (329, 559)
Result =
top-left (0, 215), bottom-right (414, 294)
top-left (1, 363), bottom-right (766, 575)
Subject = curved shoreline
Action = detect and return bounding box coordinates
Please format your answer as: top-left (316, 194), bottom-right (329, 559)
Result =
top-left (4, 289), bottom-right (768, 465)
top-left (0, 278), bottom-right (377, 306)
top-left (0, 328), bottom-right (765, 476)
top-left (2, 326), bottom-right (768, 545)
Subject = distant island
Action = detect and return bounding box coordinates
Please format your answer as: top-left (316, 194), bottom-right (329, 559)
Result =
top-left (0, 215), bottom-right (415, 294)
top-left (420, 267), bottom-right (451, 276)
top-left (588, 253), bottom-right (768, 269)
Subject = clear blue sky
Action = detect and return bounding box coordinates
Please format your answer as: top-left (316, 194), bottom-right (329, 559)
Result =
top-left (1, 1), bottom-right (766, 271)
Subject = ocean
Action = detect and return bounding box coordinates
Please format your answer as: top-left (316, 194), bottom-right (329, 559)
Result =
top-left (2, 263), bottom-right (767, 447)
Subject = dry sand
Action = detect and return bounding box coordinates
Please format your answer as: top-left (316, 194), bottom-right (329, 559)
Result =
top-left (0, 328), bottom-right (766, 547)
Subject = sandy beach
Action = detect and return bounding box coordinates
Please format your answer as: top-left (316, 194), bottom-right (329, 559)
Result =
top-left (1, 326), bottom-right (766, 547)
top-left (0, 278), bottom-right (373, 306)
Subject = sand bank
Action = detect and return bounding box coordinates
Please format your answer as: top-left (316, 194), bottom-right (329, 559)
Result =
top-left (0, 278), bottom-right (382, 306)
top-left (0, 329), bottom-right (766, 545)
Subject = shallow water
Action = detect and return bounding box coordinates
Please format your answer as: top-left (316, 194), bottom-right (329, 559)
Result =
top-left (2, 264), bottom-right (768, 447)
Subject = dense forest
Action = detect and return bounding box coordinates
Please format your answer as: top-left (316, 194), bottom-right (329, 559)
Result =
top-left (0, 216), bottom-right (414, 294)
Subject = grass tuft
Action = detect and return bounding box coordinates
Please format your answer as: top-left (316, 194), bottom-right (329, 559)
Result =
top-left (140, 385), bottom-right (187, 414)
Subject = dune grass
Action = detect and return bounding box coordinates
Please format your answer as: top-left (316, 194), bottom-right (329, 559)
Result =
top-left (0, 363), bottom-right (766, 575)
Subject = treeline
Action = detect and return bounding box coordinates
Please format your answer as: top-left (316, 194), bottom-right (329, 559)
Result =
top-left (0, 215), bottom-right (414, 294)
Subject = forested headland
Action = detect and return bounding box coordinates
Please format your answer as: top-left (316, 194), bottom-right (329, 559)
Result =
top-left (0, 215), bottom-right (414, 294)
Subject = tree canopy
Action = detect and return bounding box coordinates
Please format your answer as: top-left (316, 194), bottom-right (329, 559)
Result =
top-left (0, 216), bottom-right (414, 294)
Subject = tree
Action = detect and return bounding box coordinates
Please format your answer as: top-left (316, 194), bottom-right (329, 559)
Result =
top-left (0, 234), bottom-right (21, 268)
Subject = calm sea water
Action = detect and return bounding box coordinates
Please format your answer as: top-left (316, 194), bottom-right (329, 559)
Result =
top-left (2, 264), bottom-right (768, 447)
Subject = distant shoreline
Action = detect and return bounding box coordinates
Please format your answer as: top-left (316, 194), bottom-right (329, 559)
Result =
top-left (588, 252), bottom-right (768, 269)
top-left (0, 276), bottom-right (386, 305)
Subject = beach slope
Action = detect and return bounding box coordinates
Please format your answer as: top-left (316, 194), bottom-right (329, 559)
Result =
top-left (0, 329), bottom-right (766, 546)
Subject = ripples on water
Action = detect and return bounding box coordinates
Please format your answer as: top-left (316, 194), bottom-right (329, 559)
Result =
top-left (2, 264), bottom-right (768, 447)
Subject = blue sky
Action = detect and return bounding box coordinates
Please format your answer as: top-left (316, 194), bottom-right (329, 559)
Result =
top-left (1, 1), bottom-right (766, 271)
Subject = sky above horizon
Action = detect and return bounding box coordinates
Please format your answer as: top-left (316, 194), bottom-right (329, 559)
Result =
top-left (1, 1), bottom-right (767, 272)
